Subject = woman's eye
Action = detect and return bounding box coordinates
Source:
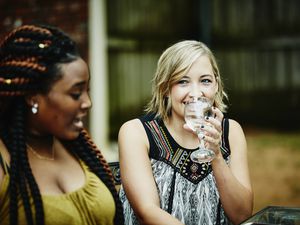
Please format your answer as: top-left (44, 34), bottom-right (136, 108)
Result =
top-left (178, 80), bottom-right (188, 85)
top-left (201, 79), bottom-right (212, 84)
top-left (71, 93), bottom-right (82, 100)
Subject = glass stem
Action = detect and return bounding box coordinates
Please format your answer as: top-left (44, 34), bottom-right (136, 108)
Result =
top-left (197, 132), bottom-right (205, 149)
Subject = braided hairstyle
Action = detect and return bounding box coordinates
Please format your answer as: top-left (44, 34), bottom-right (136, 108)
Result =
top-left (0, 24), bottom-right (124, 225)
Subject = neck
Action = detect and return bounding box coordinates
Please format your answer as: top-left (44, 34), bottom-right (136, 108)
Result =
top-left (165, 115), bottom-right (186, 135)
top-left (27, 130), bottom-right (53, 139)
top-left (26, 135), bottom-right (56, 161)
top-left (165, 115), bottom-right (199, 149)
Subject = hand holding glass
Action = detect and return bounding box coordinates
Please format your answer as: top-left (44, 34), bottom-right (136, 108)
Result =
top-left (184, 97), bottom-right (215, 163)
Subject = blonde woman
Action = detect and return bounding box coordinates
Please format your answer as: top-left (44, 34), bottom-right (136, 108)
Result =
top-left (118, 40), bottom-right (253, 225)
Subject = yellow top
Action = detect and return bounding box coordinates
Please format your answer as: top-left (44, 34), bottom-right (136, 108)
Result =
top-left (0, 158), bottom-right (116, 225)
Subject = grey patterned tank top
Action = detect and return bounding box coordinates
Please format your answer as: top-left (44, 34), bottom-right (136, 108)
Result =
top-left (119, 114), bottom-right (231, 225)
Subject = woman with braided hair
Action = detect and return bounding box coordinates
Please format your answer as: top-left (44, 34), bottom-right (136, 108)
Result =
top-left (0, 24), bottom-right (124, 225)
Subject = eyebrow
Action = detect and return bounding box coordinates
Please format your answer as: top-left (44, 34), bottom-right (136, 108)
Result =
top-left (71, 81), bottom-right (88, 89)
top-left (200, 74), bottom-right (214, 78)
top-left (71, 73), bottom-right (90, 88)
top-left (181, 74), bottom-right (214, 79)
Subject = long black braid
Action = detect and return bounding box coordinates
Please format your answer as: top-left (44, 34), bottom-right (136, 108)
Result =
top-left (3, 99), bottom-right (43, 225)
top-left (0, 24), bottom-right (124, 225)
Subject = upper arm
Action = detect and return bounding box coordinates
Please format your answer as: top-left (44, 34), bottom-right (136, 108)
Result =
top-left (0, 139), bottom-right (9, 187)
top-left (0, 163), bottom-right (3, 187)
top-left (118, 119), bottom-right (160, 215)
top-left (228, 119), bottom-right (252, 192)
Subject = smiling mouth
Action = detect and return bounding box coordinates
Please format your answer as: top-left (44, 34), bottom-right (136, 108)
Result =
top-left (73, 118), bottom-right (84, 129)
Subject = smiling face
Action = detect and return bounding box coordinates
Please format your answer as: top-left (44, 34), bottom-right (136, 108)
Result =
top-left (169, 55), bottom-right (218, 121)
top-left (27, 58), bottom-right (91, 140)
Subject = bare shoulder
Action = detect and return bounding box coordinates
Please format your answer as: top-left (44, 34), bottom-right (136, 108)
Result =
top-left (118, 118), bottom-right (147, 141)
top-left (118, 118), bottom-right (149, 153)
top-left (119, 118), bottom-right (144, 134)
top-left (228, 119), bottom-right (243, 130)
top-left (0, 138), bottom-right (9, 184)
top-left (0, 138), bottom-right (9, 162)
top-left (228, 119), bottom-right (247, 153)
top-left (228, 119), bottom-right (245, 137)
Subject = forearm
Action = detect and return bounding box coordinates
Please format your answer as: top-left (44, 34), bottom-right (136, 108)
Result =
top-left (212, 156), bottom-right (253, 225)
top-left (136, 205), bottom-right (184, 225)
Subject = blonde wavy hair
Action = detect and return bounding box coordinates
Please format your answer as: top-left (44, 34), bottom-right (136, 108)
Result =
top-left (145, 40), bottom-right (228, 121)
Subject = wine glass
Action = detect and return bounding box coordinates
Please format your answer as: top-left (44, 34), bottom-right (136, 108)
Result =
top-left (184, 97), bottom-right (215, 163)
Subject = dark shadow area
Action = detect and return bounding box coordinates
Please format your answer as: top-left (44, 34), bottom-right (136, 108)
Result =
top-left (228, 89), bottom-right (300, 131)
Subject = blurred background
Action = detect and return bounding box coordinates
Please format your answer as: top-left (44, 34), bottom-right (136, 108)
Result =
top-left (1, 0), bottom-right (299, 214)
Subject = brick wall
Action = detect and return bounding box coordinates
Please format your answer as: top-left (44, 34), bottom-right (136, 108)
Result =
top-left (0, 0), bottom-right (89, 61)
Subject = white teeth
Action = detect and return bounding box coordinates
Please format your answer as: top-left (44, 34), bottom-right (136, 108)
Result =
top-left (74, 118), bottom-right (83, 128)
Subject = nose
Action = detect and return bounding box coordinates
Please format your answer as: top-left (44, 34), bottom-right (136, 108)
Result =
top-left (81, 92), bottom-right (92, 109)
top-left (188, 84), bottom-right (204, 100)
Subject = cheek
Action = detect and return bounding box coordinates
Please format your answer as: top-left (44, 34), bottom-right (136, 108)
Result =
top-left (212, 81), bottom-right (219, 94)
top-left (41, 109), bottom-right (68, 128)
top-left (170, 86), bottom-right (186, 99)
top-left (41, 101), bottom-right (74, 125)
top-left (54, 107), bottom-right (76, 124)
top-left (204, 84), bottom-right (218, 96)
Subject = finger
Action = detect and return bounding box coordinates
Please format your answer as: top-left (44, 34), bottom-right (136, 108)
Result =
top-left (202, 134), bottom-right (222, 150)
top-left (200, 124), bottom-right (220, 139)
top-left (211, 106), bottom-right (224, 122)
top-left (204, 116), bottom-right (222, 133)
top-left (201, 125), bottom-right (222, 145)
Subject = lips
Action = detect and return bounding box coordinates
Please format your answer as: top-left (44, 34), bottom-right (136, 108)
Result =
top-left (73, 117), bottom-right (84, 129)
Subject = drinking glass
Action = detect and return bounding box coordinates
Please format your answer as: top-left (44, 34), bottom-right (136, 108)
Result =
top-left (184, 97), bottom-right (215, 163)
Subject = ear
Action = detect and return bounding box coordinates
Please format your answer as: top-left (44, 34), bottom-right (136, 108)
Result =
top-left (25, 94), bottom-right (39, 107)
top-left (166, 90), bottom-right (171, 98)
top-left (214, 78), bottom-right (219, 95)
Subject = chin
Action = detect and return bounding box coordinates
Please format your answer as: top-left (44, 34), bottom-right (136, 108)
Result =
top-left (59, 131), bottom-right (81, 141)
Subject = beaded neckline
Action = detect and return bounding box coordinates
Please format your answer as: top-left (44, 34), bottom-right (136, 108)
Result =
top-left (144, 118), bottom-right (212, 184)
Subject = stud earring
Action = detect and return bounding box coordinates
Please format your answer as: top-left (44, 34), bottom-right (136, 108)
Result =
top-left (31, 103), bottom-right (38, 114)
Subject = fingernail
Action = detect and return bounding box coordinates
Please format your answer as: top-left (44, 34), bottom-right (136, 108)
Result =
top-left (198, 133), bottom-right (205, 139)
